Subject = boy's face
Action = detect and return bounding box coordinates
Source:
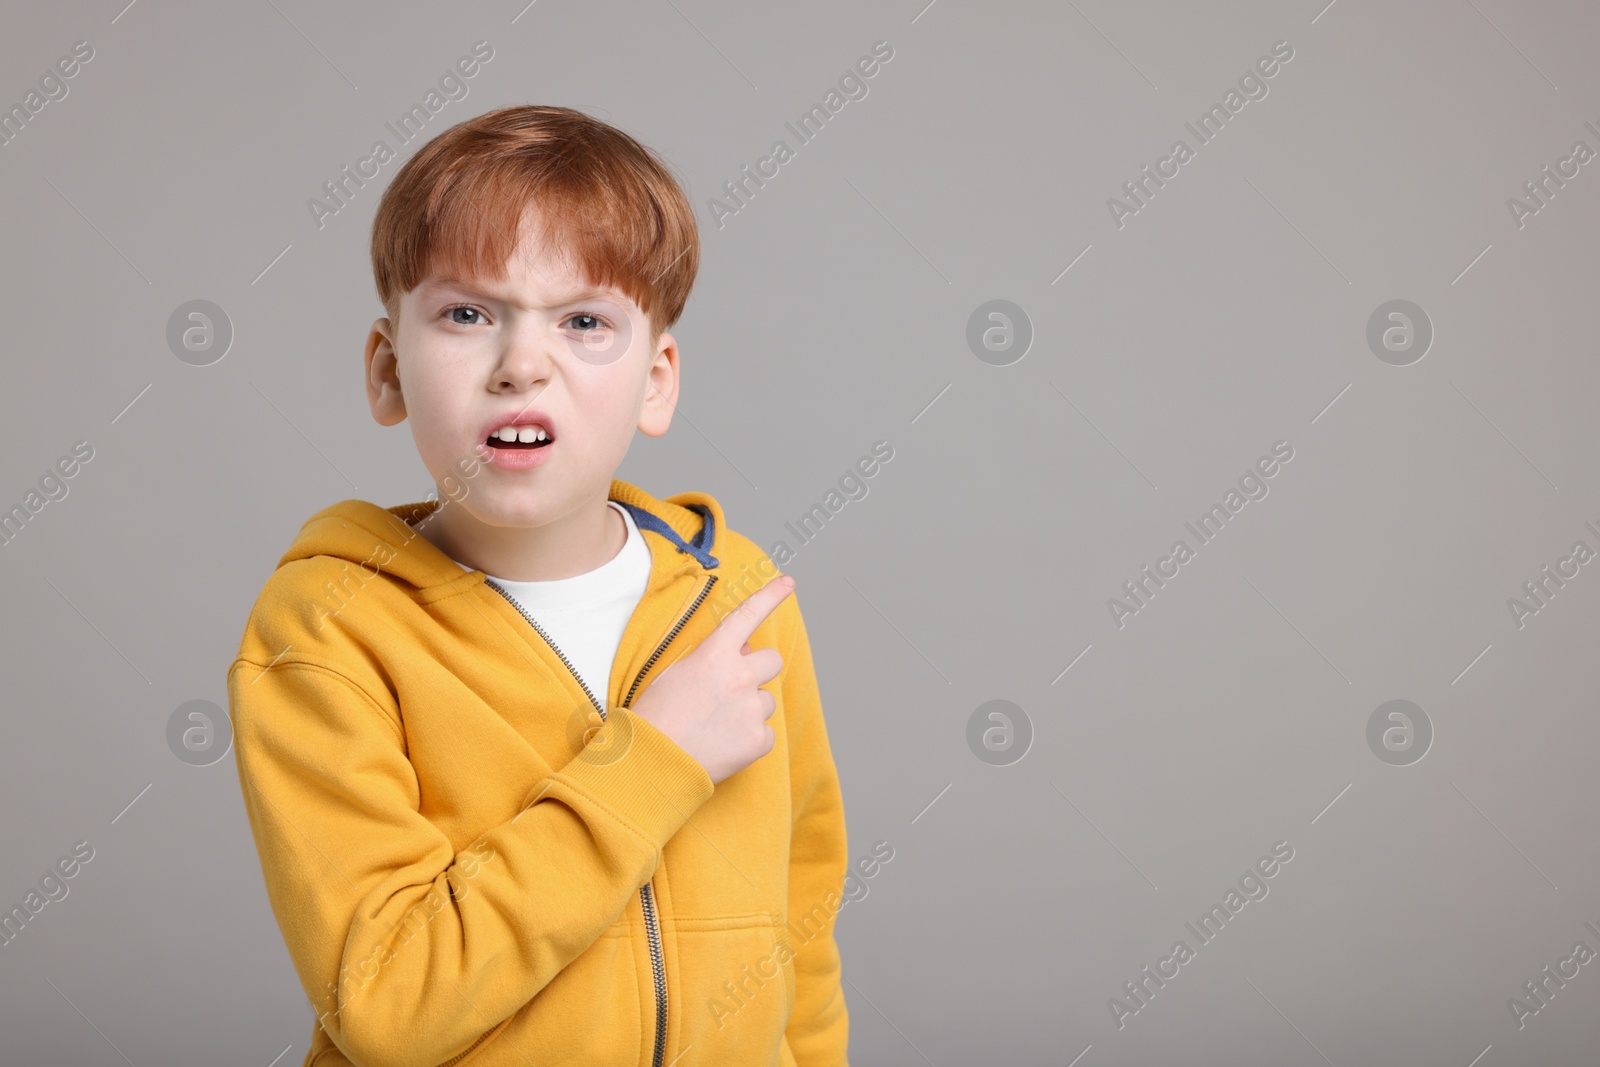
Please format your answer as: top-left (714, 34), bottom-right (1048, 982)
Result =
top-left (363, 214), bottom-right (679, 532)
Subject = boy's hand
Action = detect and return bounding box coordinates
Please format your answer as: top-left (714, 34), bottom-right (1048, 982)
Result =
top-left (629, 574), bottom-right (795, 785)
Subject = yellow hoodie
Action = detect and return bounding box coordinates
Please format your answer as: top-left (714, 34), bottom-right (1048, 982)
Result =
top-left (227, 479), bottom-right (850, 1067)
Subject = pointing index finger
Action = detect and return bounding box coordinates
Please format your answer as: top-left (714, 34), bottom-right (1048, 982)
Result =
top-left (715, 574), bottom-right (795, 650)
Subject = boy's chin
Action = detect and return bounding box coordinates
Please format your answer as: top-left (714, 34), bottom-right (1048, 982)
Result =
top-left (447, 487), bottom-right (584, 530)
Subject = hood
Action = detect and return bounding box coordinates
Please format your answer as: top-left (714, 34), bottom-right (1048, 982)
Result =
top-left (276, 477), bottom-right (724, 592)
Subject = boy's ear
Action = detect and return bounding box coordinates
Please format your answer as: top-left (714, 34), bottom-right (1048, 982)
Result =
top-left (366, 317), bottom-right (407, 427)
top-left (637, 330), bottom-right (680, 438)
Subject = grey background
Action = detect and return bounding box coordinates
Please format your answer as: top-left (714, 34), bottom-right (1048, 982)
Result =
top-left (2, 1), bottom-right (1597, 1064)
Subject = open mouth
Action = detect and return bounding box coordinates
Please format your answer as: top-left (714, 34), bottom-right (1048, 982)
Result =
top-left (485, 426), bottom-right (554, 450)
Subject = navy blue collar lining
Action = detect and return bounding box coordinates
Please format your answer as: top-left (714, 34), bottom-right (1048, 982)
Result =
top-left (616, 501), bottom-right (720, 570)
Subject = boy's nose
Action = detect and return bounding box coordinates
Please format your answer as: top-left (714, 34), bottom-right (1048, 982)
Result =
top-left (492, 338), bottom-right (554, 391)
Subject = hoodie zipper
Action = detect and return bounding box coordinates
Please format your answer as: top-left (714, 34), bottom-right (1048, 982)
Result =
top-left (485, 572), bottom-right (718, 1067)
top-left (623, 573), bottom-right (716, 1067)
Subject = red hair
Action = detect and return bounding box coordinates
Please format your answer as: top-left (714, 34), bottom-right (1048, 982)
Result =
top-left (370, 105), bottom-right (699, 342)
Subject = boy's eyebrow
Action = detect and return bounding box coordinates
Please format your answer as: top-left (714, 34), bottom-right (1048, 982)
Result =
top-left (420, 277), bottom-right (626, 306)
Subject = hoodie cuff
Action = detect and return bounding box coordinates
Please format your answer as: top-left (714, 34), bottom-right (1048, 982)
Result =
top-left (553, 705), bottom-right (715, 851)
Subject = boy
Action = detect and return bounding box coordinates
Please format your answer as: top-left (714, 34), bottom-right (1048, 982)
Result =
top-left (227, 105), bottom-right (850, 1067)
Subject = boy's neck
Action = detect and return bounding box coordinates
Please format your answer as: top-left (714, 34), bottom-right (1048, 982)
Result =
top-left (414, 492), bottom-right (627, 582)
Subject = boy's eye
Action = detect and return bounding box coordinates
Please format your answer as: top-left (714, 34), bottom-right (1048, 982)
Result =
top-left (440, 305), bottom-right (613, 332)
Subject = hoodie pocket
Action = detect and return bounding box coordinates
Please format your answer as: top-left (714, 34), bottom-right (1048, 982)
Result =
top-left (674, 912), bottom-right (793, 1065)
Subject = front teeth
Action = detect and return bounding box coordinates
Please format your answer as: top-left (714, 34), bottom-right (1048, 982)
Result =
top-left (494, 426), bottom-right (548, 443)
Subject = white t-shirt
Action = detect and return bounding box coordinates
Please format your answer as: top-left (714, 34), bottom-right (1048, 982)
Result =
top-left (451, 501), bottom-right (652, 709)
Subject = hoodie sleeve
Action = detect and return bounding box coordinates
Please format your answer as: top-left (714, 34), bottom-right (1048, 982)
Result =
top-left (779, 595), bottom-right (851, 1066)
top-left (227, 654), bottom-right (714, 1067)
